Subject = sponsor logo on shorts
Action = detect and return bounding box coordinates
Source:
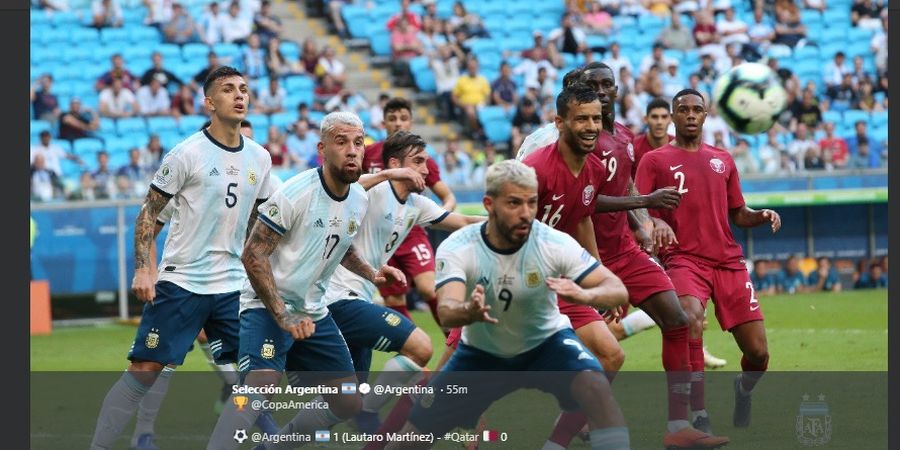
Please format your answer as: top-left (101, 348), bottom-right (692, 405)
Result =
top-left (261, 339), bottom-right (275, 359)
top-left (384, 313), bottom-right (402, 327)
top-left (526, 271), bottom-right (541, 288)
top-left (145, 328), bottom-right (160, 349)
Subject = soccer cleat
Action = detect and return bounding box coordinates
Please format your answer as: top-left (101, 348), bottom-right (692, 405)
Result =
top-left (354, 410), bottom-right (382, 434)
top-left (131, 433), bottom-right (160, 450)
top-left (692, 415), bottom-right (713, 435)
top-left (703, 347), bottom-right (727, 369)
top-left (255, 411), bottom-right (281, 435)
top-left (733, 376), bottom-right (752, 428)
top-left (663, 426), bottom-right (730, 449)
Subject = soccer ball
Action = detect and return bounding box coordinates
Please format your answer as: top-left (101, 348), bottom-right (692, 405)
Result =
top-left (712, 63), bottom-right (788, 135)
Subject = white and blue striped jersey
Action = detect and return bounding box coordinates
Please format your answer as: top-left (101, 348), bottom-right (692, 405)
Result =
top-left (156, 175), bottom-right (283, 225)
top-left (240, 167), bottom-right (369, 320)
top-left (515, 122), bottom-right (559, 161)
top-left (435, 220), bottom-right (601, 357)
top-left (151, 130), bottom-right (273, 295)
top-left (322, 181), bottom-right (449, 305)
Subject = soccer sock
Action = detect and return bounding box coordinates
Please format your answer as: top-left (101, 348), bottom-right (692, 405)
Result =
top-left (361, 394), bottom-right (415, 450)
top-left (388, 304), bottom-right (412, 319)
top-left (662, 326), bottom-right (691, 428)
top-left (264, 397), bottom-right (342, 450)
top-left (131, 366), bottom-right (176, 444)
top-left (90, 371), bottom-right (152, 450)
top-left (739, 355), bottom-right (769, 395)
top-left (546, 411), bottom-right (587, 448)
top-left (621, 309), bottom-right (657, 337)
top-left (362, 355), bottom-right (424, 413)
top-left (200, 341), bottom-right (240, 385)
top-left (588, 427), bottom-right (630, 450)
top-left (205, 393), bottom-right (263, 450)
top-left (689, 338), bottom-right (706, 414)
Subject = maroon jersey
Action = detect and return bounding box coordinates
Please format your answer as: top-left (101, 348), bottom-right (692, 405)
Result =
top-left (592, 122), bottom-right (638, 262)
top-left (363, 141), bottom-right (442, 187)
top-left (632, 133), bottom-right (674, 177)
top-left (523, 141), bottom-right (604, 238)
top-left (634, 142), bottom-right (746, 269)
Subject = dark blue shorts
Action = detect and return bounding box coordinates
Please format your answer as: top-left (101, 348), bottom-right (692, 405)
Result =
top-left (128, 281), bottom-right (239, 366)
top-left (238, 308), bottom-right (355, 380)
top-left (328, 299), bottom-right (418, 374)
top-left (409, 328), bottom-right (604, 434)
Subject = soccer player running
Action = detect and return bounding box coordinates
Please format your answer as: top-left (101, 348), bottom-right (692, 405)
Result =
top-left (321, 131), bottom-right (483, 433)
top-left (635, 89), bottom-right (781, 434)
top-left (91, 67), bottom-right (274, 450)
top-left (363, 97), bottom-right (457, 327)
top-left (387, 159), bottom-right (631, 450)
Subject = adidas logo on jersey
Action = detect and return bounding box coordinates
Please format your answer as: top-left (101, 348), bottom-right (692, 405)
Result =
top-left (314, 218), bottom-right (325, 228)
top-left (209, 168), bottom-right (220, 176)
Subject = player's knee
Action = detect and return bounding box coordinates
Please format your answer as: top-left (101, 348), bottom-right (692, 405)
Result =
top-left (127, 360), bottom-right (165, 385)
top-left (744, 340), bottom-right (769, 365)
top-left (402, 329), bottom-right (433, 367)
top-left (661, 308), bottom-right (690, 330)
top-left (605, 346), bottom-right (626, 373)
top-left (572, 371), bottom-right (613, 405)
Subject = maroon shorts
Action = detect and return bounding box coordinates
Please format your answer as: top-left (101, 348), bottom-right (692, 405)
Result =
top-left (558, 300), bottom-right (604, 330)
top-left (446, 327), bottom-right (462, 349)
top-left (606, 247), bottom-right (676, 306)
top-left (665, 256), bottom-right (764, 331)
top-left (378, 226), bottom-right (436, 297)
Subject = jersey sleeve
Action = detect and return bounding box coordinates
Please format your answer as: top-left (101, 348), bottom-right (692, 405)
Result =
top-left (425, 157), bottom-right (441, 187)
top-left (725, 154), bottom-right (745, 209)
top-left (257, 159), bottom-right (274, 201)
top-left (256, 188), bottom-right (300, 236)
top-left (549, 230), bottom-right (602, 284)
top-left (411, 193), bottom-right (450, 226)
top-left (156, 203), bottom-right (174, 225)
top-left (634, 153), bottom-right (657, 196)
top-left (434, 237), bottom-right (471, 290)
top-left (150, 148), bottom-right (190, 197)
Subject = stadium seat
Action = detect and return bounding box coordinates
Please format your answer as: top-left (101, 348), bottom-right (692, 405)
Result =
top-left (42, 27), bottom-right (70, 46)
top-left (100, 27), bottom-right (130, 45)
top-left (59, 159), bottom-right (83, 179)
top-left (128, 26), bottom-right (161, 44)
top-left (843, 110), bottom-right (870, 127)
top-left (62, 46), bottom-right (95, 65)
top-left (822, 110), bottom-right (842, 125)
top-left (245, 113), bottom-right (270, 131)
top-left (483, 119), bottom-right (512, 144)
top-left (792, 46), bottom-right (820, 62)
top-left (108, 150), bottom-right (131, 168)
top-left (116, 117), bottom-right (148, 136)
top-left (176, 115), bottom-right (207, 134)
top-left (477, 106), bottom-right (508, 125)
top-left (285, 91), bottom-right (314, 110)
top-left (213, 43), bottom-right (242, 64)
top-left (69, 27), bottom-right (99, 46)
top-left (50, 11), bottom-right (81, 27)
top-left (846, 27), bottom-right (874, 45)
top-left (154, 44), bottom-right (183, 63)
top-left (179, 43), bottom-right (210, 61)
top-left (870, 125), bottom-right (887, 143)
top-left (73, 138), bottom-right (105, 157)
top-left (870, 111), bottom-right (887, 128)
top-left (370, 30), bottom-right (392, 57)
top-left (412, 67), bottom-right (436, 93)
top-left (157, 131), bottom-right (183, 150)
top-left (823, 10), bottom-right (851, 29)
top-left (104, 136), bottom-right (134, 154)
top-left (280, 41), bottom-right (301, 61)
top-left (284, 75), bottom-right (315, 93)
top-left (30, 120), bottom-right (52, 139)
top-left (800, 10), bottom-right (823, 29)
top-left (93, 45), bottom-right (125, 64)
top-left (146, 117), bottom-right (179, 134)
top-left (32, 46), bottom-right (64, 64)
top-left (270, 111), bottom-right (298, 129)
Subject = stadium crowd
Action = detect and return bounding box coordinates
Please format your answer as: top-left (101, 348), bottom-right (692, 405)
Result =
top-left (751, 254), bottom-right (888, 294)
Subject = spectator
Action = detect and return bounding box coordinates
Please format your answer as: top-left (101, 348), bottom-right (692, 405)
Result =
top-left (296, 102), bottom-right (320, 129)
top-left (191, 52), bottom-right (220, 91)
top-left (449, 28), bottom-right (473, 61)
top-left (220, 1), bottom-right (252, 44)
top-left (640, 43), bottom-right (672, 75)
top-left (619, 93), bottom-right (643, 133)
top-left (285, 120), bottom-right (318, 170)
top-left (136, 78), bottom-right (173, 116)
top-left (163, 2), bottom-right (199, 44)
top-left (790, 89), bottom-right (822, 131)
top-left (778, 150), bottom-right (799, 173)
top-left (731, 138), bottom-right (759, 174)
top-left (510, 98), bottom-right (543, 152)
top-left (324, 88), bottom-right (370, 114)
top-left (751, 259), bottom-right (779, 296)
top-left (452, 57), bottom-right (491, 140)
top-left (846, 120), bottom-right (883, 155)
top-left (417, 16), bottom-right (446, 57)
top-left (855, 261), bottom-right (887, 288)
top-left (447, 2), bottom-right (484, 37)
top-left (514, 44), bottom-right (559, 92)
top-left (197, 1), bottom-right (224, 45)
top-left (847, 138), bottom-right (880, 169)
top-left (242, 33), bottom-right (267, 80)
top-left (583, 1), bottom-right (613, 35)
top-left (253, 0), bottom-right (282, 44)
top-left (602, 42), bottom-right (632, 83)
top-left (693, 10), bottom-right (724, 58)
top-left (849, 55), bottom-right (873, 89)
top-left (313, 74), bottom-right (342, 105)
top-left (870, 10), bottom-right (887, 75)
top-left (702, 103), bottom-right (733, 148)
top-left (326, 0), bottom-right (351, 39)
top-left (802, 0), bottom-right (827, 13)
top-left (368, 93), bottom-right (390, 133)
top-left (717, 6), bottom-right (750, 47)
top-left (99, 78), bottom-right (139, 118)
top-left (263, 125), bottom-right (291, 167)
top-left (491, 62), bottom-right (518, 113)
top-left (58, 98), bottom-right (100, 141)
top-left (31, 130), bottom-right (82, 177)
top-left (390, 16), bottom-right (424, 86)
top-left (68, 171), bottom-right (98, 201)
top-left (91, 151), bottom-right (115, 199)
top-left (779, 255), bottom-right (808, 294)
top-left (768, 57), bottom-right (799, 92)
top-left (431, 45), bottom-right (461, 120)
top-left (439, 140), bottom-right (472, 188)
top-left (139, 134), bottom-right (164, 171)
top-left (773, 0), bottom-right (807, 49)
top-left (851, 0), bottom-right (883, 30)
top-left (315, 46), bottom-right (346, 85)
top-left (254, 77), bottom-right (286, 114)
top-left (535, 67), bottom-right (558, 105)
top-left (548, 12), bottom-right (588, 56)
top-left (171, 84), bottom-right (196, 117)
top-left (95, 53), bottom-right (138, 92)
top-left (818, 122), bottom-right (850, 168)
top-left (144, 0), bottom-right (174, 27)
top-left (826, 73), bottom-right (859, 112)
top-left (298, 38), bottom-right (320, 75)
top-left (788, 123), bottom-right (819, 169)
top-left (747, 7), bottom-right (776, 56)
top-left (91, 0), bottom-right (123, 28)
top-left (38, 0), bottom-right (70, 11)
top-left (857, 79), bottom-right (882, 111)
top-left (141, 51), bottom-right (184, 91)
top-left (31, 74), bottom-right (61, 122)
top-left (803, 143), bottom-right (826, 170)
top-left (808, 257), bottom-right (842, 292)
top-left (822, 51), bottom-right (850, 89)
top-left (660, 60), bottom-right (684, 99)
top-left (117, 148), bottom-right (153, 197)
top-left (470, 141), bottom-right (504, 187)
top-left (31, 154), bottom-right (66, 202)
top-left (421, 0), bottom-right (438, 22)
top-left (387, 0), bottom-right (422, 32)
top-left (694, 53), bottom-right (719, 87)
top-left (521, 31), bottom-right (562, 69)
top-left (657, 10), bottom-right (695, 51)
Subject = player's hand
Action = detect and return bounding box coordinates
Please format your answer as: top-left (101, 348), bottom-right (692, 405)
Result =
top-left (373, 265), bottom-right (406, 287)
top-left (634, 228), bottom-right (655, 255)
top-left (276, 312), bottom-right (316, 340)
top-left (645, 187), bottom-right (682, 210)
top-left (132, 268), bottom-right (156, 304)
top-left (546, 277), bottom-right (590, 305)
top-left (602, 305), bottom-right (625, 323)
top-left (761, 209), bottom-right (781, 233)
top-left (392, 168), bottom-right (426, 192)
top-left (652, 218), bottom-right (678, 250)
top-left (466, 284), bottom-right (498, 324)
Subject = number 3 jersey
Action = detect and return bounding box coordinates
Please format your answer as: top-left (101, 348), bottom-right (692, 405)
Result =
top-left (150, 130), bottom-right (272, 294)
top-left (240, 167), bottom-right (369, 319)
top-left (322, 181), bottom-right (449, 305)
top-left (434, 221), bottom-right (601, 357)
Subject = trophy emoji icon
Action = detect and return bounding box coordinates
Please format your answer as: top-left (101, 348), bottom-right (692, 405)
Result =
top-left (233, 395), bottom-right (249, 411)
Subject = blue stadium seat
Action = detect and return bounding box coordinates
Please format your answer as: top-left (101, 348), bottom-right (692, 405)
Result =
top-left (178, 115), bottom-right (208, 134)
top-left (285, 91), bottom-right (314, 110)
top-left (846, 27), bottom-right (874, 46)
top-left (31, 120), bottom-right (52, 139)
top-left (129, 26), bottom-right (161, 44)
top-left (370, 30), bottom-right (392, 57)
top-left (270, 111), bottom-right (297, 129)
top-left (800, 10), bottom-right (823, 28)
top-left (792, 46), bottom-right (820, 62)
top-left (181, 43), bottom-right (211, 62)
top-left (122, 46), bottom-right (155, 66)
top-left (483, 119), bottom-right (512, 144)
top-left (468, 39), bottom-right (500, 55)
top-left (93, 45), bottom-right (125, 64)
top-left (157, 132), bottom-right (183, 150)
top-left (51, 65), bottom-right (84, 83)
top-left (146, 117), bottom-right (179, 134)
top-left (73, 138), bottom-right (105, 157)
top-left (870, 125), bottom-right (887, 143)
top-left (100, 27), bottom-right (129, 45)
top-left (59, 159), bottom-right (83, 179)
top-left (155, 44), bottom-right (184, 63)
top-left (61, 46), bottom-right (95, 65)
top-left (42, 27), bottom-right (70, 45)
top-left (104, 136), bottom-right (134, 154)
top-left (822, 110), bottom-right (842, 125)
top-left (870, 111), bottom-right (887, 128)
top-left (280, 41), bottom-right (300, 61)
top-left (213, 43), bottom-right (242, 64)
top-left (823, 10), bottom-right (851, 29)
top-left (500, 32), bottom-right (532, 52)
top-left (116, 117), bottom-right (148, 135)
top-left (108, 150), bottom-right (131, 169)
top-left (244, 113), bottom-right (270, 131)
top-left (50, 11), bottom-right (81, 27)
top-left (843, 110), bottom-right (870, 127)
top-left (284, 75), bottom-right (315, 92)
top-left (31, 10), bottom-right (50, 26)
top-left (820, 28), bottom-right (847, 44)
top-left (477, 106), bottom-right (508, 125)
top-left (69, 27), bottom-right (99, 46)
top-left (412, 67), bottom-right (436, 93)
top-left (483, 16), bottom-right (507, 34)
top-left (122, 8), bottom-right (146, 25)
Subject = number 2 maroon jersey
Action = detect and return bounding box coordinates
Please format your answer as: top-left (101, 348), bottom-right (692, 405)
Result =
top-left (634, 143), bottom-right (747, 269)
top-left (592, 122), bottom-right (638, 262)
top-left (522, 141), bottom-right (605, 237)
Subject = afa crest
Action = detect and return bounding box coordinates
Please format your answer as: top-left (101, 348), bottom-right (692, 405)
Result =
top-left (248, 169), bottom-right (258, 185)
top-left (384, 313), bottom-right (402, 327)
top-left (796, 394), bottom-right (831, 446)
top-left (348, 220), bottom-right (358, 234)
top-left (526, 271), bottom-right (541, 288)
top-left (145, 328), bottom-right (160, 349)
top-left (261, 340), bottom-right (276, 359)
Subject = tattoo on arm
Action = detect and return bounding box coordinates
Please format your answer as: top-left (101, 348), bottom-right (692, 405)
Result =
top-left (242, 222), bottom-right (285, 317)
top-left (341, 244), bottom-right (377, 282)
top-left (134, 189), bottom-right (170, 270)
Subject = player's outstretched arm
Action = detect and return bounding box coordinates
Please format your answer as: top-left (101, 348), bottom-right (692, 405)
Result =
top-left (547, 265), bottom-right (627, 310)
top-left (133, 189), bottom-right (170, 303)
top-left (340, 244), bottom-right (407, 287)
top-left (430, 180), bottom-right (457, 212)
top-left (729, 205), bottom-right (782, 232)
top-left (437, 282), bottom-right (497, 328)
top-left (357, 168), bottom-right (425, 191)
top-left (593, 181), bottom-right (681, 213)
top-left (429, 213), bottom-right (485, 232)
